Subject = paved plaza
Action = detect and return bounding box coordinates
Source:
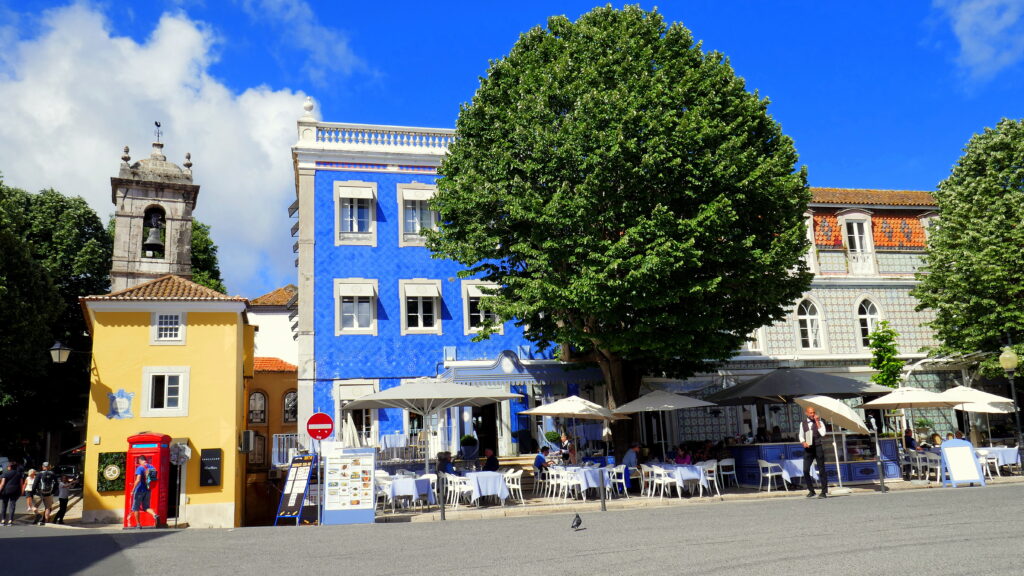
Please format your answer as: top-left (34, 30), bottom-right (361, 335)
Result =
top-left (5, 480), bottom-right (1024, 576)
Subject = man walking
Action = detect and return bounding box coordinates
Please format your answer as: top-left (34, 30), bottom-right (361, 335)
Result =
top-left (799, 407), bottom-right (828, 499)
top-left (34, 463), bottom-right (58, 525)
top-left (130, 455), bottom-right (160, 528)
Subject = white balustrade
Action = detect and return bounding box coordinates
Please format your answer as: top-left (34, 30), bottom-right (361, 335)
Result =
top-left (311, 122), bottom-right (456, 151)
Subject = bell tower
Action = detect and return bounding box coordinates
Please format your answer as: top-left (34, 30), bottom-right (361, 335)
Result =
top-left (109, 131), bottom-right (199, 292)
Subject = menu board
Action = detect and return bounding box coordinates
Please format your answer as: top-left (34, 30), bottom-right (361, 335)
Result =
top-left (322, 442), bottom-right (375, 512)
top-left (275, 453), bottom-right (316, 522)
top-left (940, 439), bottom-right (985, 487)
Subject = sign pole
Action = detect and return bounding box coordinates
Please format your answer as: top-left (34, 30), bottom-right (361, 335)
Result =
top-left (317, 439), bottom-right (322, 526)
top-left (305, 413), bottom-right (335, 527)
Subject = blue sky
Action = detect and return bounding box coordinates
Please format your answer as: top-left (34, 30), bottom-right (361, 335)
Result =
top-left (1, 1), bottom-right (1022, 298)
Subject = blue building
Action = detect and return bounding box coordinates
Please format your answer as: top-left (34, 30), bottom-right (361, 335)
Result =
top-left (290, 100), bottom-right (600, 457)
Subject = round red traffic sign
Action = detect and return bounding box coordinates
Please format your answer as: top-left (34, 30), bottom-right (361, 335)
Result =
top-left (306, 412), bottom-right (335, 440)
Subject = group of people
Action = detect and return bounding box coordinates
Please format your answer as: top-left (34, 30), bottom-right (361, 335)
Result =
top-left (903, 428), bottom-right (964, 451)
top-left (435, 448), bottom-right (501, 475)
top-left (0, 461), bottom-right (74, 526)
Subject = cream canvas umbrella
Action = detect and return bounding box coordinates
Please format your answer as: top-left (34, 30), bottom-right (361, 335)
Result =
top-left (521, 396), bottom-right (628, 462)
top-left (613, 391), bottom-right (715, 458)
top-left (941, 386), bottom-right (1015, 438)
top-left (859, 387), bottom-right (959, 410)
top-left (795, 395), bottom-right (870, 494)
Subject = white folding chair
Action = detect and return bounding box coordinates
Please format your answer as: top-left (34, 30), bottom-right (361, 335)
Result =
top-left (505, 469), bottom-right (525, 504)
top-left (757, 459), bottom-right (787, 492)
top-left (702, 460), bottom-right (722, 496)
top-left (718, 458), bottom-right (738, 488)
top-left (605, 465), bottom-right (629, 499)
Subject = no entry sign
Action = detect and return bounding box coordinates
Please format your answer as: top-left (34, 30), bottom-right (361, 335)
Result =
top-left (306, 412), bottom-right (335, 440)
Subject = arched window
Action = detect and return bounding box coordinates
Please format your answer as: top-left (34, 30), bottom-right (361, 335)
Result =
top-left (283, 390), bottom-right (297, 423)
top-left (797, 300), bottom-right (822, 349)
top-left (248, 391), bottom-right (266, 424)
top-left (857, 299), bottom-right (880, 347)
top-left (141, 206), bottom-right (166, 259)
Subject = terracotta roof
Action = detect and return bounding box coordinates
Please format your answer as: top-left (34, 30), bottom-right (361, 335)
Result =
top-left (251, 284), bottom-right (297, 306)
top-left (82, 275), bottom-right (248, 302)
top-left (810, 188), bottom-right (936, 207)
top-left (254, 357), bottom-right (298, 372)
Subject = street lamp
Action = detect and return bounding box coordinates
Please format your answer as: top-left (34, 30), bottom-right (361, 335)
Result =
top-left (49, 341), bottom-right (72, 364)
top-left (999, 346), bottom-right (1021, 466)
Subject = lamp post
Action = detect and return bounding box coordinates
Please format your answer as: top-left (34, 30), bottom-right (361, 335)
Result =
top-left (49, 341), bottom-right (73, 364)
top-left (999, 346), bottom-right (1021, 469)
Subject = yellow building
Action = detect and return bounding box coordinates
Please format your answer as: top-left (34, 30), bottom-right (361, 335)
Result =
top-left (80, 275), bottom-right (253, 528)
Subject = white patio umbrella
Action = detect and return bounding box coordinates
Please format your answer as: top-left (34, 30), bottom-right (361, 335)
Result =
top-left (859, 386), bottom-right (959, 410)
top-left (613, 390), bottom-right (716, 458)
top-left (521, 396), bottom-right (629, 462)
top-left (941, 386), bottom-right (1015, 438)
top-left (795, 395), bottom-right (869, 494)
top-left (342, 378), bottom-right (522, 473)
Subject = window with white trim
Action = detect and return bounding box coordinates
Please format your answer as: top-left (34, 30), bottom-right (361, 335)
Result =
top-left (397, 184), bottom-right (438, 247)
top-left (462, 281), bottom-right (502, 335)
top-left (150, 312), bottom-right (186, 345)
top-left (400, 279), bottom-right (443, 335)
top-left (797, 300), bottom-right (822, 350)
top-left (283, 390), bottom-right (297, 423)
top-left (248, 391), bottom-right (267, 424)
top-left (334, 380), bottom-right (377, 445)
top-left (857, 299), bottom-right (880, 348)
top-left (334, 181), bottom-right (377, 246)
top-left (141, 367), bottom-right (190, 417)
top-left (335, 279), bottom-right (378, 336)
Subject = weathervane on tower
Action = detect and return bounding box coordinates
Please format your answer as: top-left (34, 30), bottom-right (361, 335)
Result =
top-left (154, 121), bottom-right (162, 143)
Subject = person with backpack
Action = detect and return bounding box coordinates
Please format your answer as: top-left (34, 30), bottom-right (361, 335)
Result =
top-left (0, 462), bottom-right (25, 526)
top-left (33, 463), bottom-right (57, 525)
top-left (129, 455), bottom-right (160, 529)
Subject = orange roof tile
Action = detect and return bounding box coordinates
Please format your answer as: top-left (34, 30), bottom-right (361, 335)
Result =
top-left (872, 212), bottom-right (928, 250)
top-left (811, 188), bottom-right (936, 207)
top-left (813, 214), bottom-right (843, 248)
top-left (82, 275), bottom-right (248, 302)
top-left (254, 357), bottom-right (297, 372)
top-left (251, 284), bottom-right (296, 306)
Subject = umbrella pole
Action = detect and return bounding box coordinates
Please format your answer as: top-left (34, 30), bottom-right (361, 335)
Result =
top-left (829, 423), bottom-right (851, 495)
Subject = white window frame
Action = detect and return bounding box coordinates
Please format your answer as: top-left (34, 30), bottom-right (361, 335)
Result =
top-left (248, 391), bottom-right (267, 425)
top-left (738, 327), bottom-right (764, 355)
top-left (150, 312), bottom-right (186, 345)
top-left (400, 279), bottom-right (443, 336)
top-left (141, 366), bottom-right (190, 418)
top-left (334, 379), bottom-right (377, 445)
top-left (334, 279), bottom-right (378, 336)
top-left (334, 181), bottom-right (377, 246)
top-left (837, 209), bottom-right (876, 276)
top-left (397, 183), bottom-right (438, 247)
top-left (796, 300), bottom-right (824, 351)
top-left (856, 298), bottom-right (881, 349)
top-left (462, 280), bottom-right (503, 336)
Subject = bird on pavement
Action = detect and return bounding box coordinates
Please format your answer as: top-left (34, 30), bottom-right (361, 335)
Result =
top-left (571, 513), bottom-right (582, 531)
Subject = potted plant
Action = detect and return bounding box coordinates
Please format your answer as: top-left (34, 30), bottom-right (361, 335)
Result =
top-left (460, 434), bottom-right (479, 460)
top-left (544, 431), bottom-right (562, 446)
top-left (914, 417), bottom-right (934, 433)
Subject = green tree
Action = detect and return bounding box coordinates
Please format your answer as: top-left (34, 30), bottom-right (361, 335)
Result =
top-left (190, 221), bottom-right (227, 293)
top-left (912, 118), bottom-right (1024, 376)
top-left (427, 6), bottom-right (811, 449)
top-left (868, 320), bottom-right (903, 389)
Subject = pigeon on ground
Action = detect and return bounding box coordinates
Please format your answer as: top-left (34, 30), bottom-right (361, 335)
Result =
top-left (571, 513), bottom-right (582, 531)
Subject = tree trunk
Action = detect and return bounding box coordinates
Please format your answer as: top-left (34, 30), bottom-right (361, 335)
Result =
top-left (593, 350), bottom-right (643, 461)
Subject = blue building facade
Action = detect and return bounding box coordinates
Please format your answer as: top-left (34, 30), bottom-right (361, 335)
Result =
top-left (291, 105), bottom-right (601, 457)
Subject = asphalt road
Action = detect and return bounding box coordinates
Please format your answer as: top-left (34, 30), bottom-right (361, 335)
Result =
top-left (5, 484), bottom-right (1023, 576)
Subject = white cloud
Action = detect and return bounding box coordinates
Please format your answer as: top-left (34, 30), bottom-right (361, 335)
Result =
top-left (934, 0), bottom-right (1024, 82)
top-left (0, 3), bottom-right (310, 297)
top-left (240, 0), bottom-right (364, 85)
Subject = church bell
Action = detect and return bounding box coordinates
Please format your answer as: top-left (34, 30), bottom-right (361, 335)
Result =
top-left (143, 226), bottom-right (165, 253)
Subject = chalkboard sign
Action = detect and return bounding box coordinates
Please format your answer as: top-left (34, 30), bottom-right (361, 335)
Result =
top-left (275, 454), bottom-right (316, 524)
top-left (940, 439), bottom-right (985, 487)
top-left (199, 449), bottom-right (222, 486)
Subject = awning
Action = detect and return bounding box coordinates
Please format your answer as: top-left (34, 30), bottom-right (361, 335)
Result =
top-left (337, 185), bottom-right (374, 199)
top-left (404, 284), bottom-right (439, 298)
top-left (337, 283), bottom-right (375, 297)
top-left (465, 284), bottom-right (495, 298)
top-left (402, 188), bottom-right (435, 201)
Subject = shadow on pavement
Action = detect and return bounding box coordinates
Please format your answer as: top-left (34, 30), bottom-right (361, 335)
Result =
top-left (3, 526), bottom-right (176, 575)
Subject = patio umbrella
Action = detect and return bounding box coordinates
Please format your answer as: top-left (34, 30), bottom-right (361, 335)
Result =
top-left (342, 378), bottom-right (522, 474)
top-left (858, 387), bottom-right (959, 410)
top-left (521, 396), bottom-right (629, 462)
top-left (705, 368), bottom-right (892, 405)
top-left (794, 395), bottom-right (872, 493)
top-left (613, 390), bottom-right (716, 458)
top-left (940, 386), bottom-right (1015, 437)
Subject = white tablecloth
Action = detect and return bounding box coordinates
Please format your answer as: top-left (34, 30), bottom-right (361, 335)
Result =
top-left (658, 464), bottom-right (710, 490)
top-left (985, 447), bottom-right (1020, 467)
top-left (388, 477), bottom-right (436, 504)
top-left (464, 472), bottom-right (509, 503)
top-left (380, 433), bottom-right (408, 449)
top-left (780, 458), bottom-right (818, 483)
top-left (561, 466), bottom-right (608, 491)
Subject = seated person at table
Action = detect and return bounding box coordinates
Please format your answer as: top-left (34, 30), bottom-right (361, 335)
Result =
top-left (928, 433), bottom-right (943, 447)
top-left (621, 442), bottom-right (640, 469)
top-left (946, 433), bottom-right (955, 441)
top-left (903, 428), bottom-right (920, 451)
top-left (755, 427), bottom-right (770, 443)
top-left (771, 426), bottom-right (784, 442)
top-left (482, 448), bottom-right (499, 472)
top-left (437, 452), bottom-right (458, 475)
top-left (955, 431), bottom-right (965, 440)
top-left (674, 446), bottom-right (692, 465)
top-left (534, 447), bottom-right (552, 472)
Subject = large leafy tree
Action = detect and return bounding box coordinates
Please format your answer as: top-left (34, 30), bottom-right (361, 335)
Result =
top-left (190, 221), bottom-right (227, 293)
top-left (867, 321), bottom-right (903, 389)
top-left (913, 118), bottom-right (1024, 376)
top-left (428, 6), bottom-right (811, 448)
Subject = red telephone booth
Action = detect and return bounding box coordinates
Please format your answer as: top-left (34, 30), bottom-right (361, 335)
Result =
top-left (124, 433), bottom-right (171, 528)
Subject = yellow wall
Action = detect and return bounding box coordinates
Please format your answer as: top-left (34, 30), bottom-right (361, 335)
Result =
top-left (82, 308), bottom-right (248, 528)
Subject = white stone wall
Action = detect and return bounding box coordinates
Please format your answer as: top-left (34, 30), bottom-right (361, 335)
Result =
top-left (250, 309), bottom-right (298, 364)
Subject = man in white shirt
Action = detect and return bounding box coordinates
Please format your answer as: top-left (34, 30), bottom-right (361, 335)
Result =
top-left (798, 407), bottom-right (828, 499)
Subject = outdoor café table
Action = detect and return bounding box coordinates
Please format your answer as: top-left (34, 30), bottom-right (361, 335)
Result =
top-left (387, 477), bottom-right (435, 510)
top-left (659, 464), bottom-right (710, 495)
top-left (780, 459), bottom-right (818, 485)
top-left (986, 447), bottom-right (1021, 468)
top-left (464, 471), bottom-right (509, 505)
top-left (561, 466), bottom-right (607, 492)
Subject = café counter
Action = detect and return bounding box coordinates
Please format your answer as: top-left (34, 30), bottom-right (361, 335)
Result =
top-left (728, 436), bottom-right (901, 487)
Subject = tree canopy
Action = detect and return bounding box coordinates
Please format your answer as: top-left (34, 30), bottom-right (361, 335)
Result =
top-left (868, 320), bottom-right (903, 389)
top-left (913, 118), bottom-right (1024, 375)
top-left (190, 220), bottom-right (227, 293)
top-left (428, 6), bottom-right (811, 442)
